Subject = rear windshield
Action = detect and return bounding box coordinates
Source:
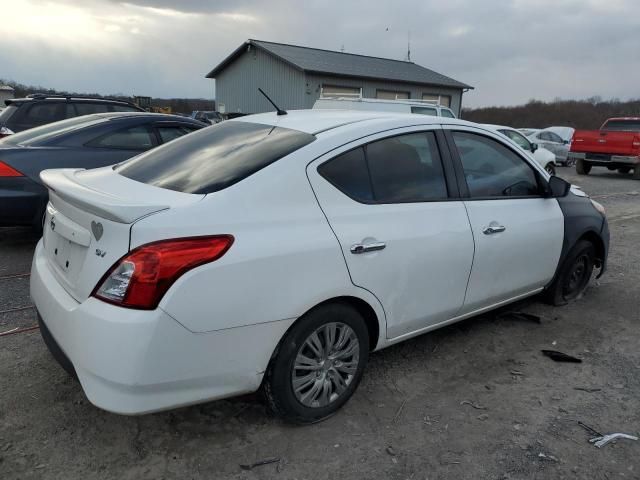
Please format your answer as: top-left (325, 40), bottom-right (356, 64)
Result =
top-left (602, 120), bottom-right (640, 132)
top-left (0, 114), bottom-right (104, 146)
top-left (116, 121), bottom-right (316, 194)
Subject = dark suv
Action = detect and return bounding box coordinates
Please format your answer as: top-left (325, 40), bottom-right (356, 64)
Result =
top-left (0, 94), bottom-right (144, 138)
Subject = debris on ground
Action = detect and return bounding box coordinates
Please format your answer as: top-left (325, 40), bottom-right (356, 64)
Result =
top-left (589, 433), bottom-right (638, 448)
top-left (541, 350), bottom-right (582, 363)
top-left (538, 452), bottom-right (559, 462)
top-left (239, 457), bottom-right (281, 470)
top-left (477, 414), bottom-right (489, 421)
top-left (574, 387), bottom-right (601, 393)
top-left (0, 325), bottom-right (39, 337)
top-left (392, 399), bottom-right (407, 423)
top-left (510, 370), bottom-right (524, 376)
top-left (460, 400), bottom-right (487, 410)
top-left (386, 446), bottom-right (397, 456)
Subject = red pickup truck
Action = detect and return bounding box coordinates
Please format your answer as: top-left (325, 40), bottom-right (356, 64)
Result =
top-left (569, 118), bottom-right (640, 179)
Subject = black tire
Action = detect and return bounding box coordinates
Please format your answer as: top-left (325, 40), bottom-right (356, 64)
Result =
top-left (545, 240), bottom-right (596, 306)
top-left (263, 303), bottom-right (369, 424)
top-left (634, 166), bottom-right (640, 180)
top-left (618, 167), bottom-right (631, 174)
top-left (576, 159), bottom-right (591, 175)
top-left (545, 163), bottom-right (556, 176)
top-left (38, 314), bottom-right (77, 379)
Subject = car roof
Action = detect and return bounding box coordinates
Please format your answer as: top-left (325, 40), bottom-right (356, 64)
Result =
top-left (482, 124), bottom-right (518, 132)
top-left (232, 109), bottom-right (471, 135)
top-left (93, 112), bottom-right (204, 122)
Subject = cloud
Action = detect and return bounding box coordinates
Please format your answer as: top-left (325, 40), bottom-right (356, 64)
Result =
top-left (0, 0), bottom-right (638, 107)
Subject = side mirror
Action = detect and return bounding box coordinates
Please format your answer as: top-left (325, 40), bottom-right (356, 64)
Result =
top-left (563, 139), bottom-right (569, 145)
top-left (531, 142), bottom-right (538, 153)
top-left (548, 175), bottom-right (571, 198)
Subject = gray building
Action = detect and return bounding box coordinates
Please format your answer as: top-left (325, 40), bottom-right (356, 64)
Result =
top-left (206, 40), bottom-right (473, 116)
top-left (0, 85), bottom-right (15, 106)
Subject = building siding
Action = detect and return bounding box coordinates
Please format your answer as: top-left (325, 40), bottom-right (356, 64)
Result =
top-left (214, 49), bottom-right (464, 115)
top-left (215, 47), bottom-right (306, 114)
top-left (303, 74), bottom-right (463, 114)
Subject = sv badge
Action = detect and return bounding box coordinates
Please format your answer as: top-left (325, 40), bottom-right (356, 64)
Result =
top-left (95, 249), bottom-right (107, 258)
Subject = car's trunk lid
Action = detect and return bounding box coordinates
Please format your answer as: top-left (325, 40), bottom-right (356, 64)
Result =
top-left (40, 167), bottom-right (204, 302)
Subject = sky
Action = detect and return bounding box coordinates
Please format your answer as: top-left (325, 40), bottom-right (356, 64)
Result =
top-left (1, 0), bottom-right (638, 108)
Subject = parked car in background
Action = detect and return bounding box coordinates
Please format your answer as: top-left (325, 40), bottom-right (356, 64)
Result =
top-left (0, 113), bottom-right (205, 228)
top-left (569, 117), bottom-right (640, 179)
top-left (191, 111), bottom-right (223, 124)
top-left (526, 128), bottom-right (571, 165)
top-left (547, 126), bottom-right (575, 144)
top-left (313, 97), bottom-right (457, 118)
top-left (0, 94), bottom-right (144, 138)
top-left (30, 110), bottom-right (608, 423)
top-left (483, 124), bottom-right (556, 174)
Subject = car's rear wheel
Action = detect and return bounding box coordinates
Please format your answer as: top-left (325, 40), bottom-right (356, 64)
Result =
top-left (545, 163), bottom-right (556, 175)
top-left (576, 159), bottom-right (591, 175)
top-left (546, 240), bottom-right (596, 306)
top-left (263, 303), bottom-right (369, 424)
top-left (618, 167), bottom-right (631, 174)
top-left (634, 166), bottom-right (640, 180)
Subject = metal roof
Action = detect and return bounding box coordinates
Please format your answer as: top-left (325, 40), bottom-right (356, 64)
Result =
top-left (206, 39), bottom-right (473, 90)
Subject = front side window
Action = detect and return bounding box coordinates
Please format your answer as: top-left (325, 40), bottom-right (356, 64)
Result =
top-left (452, 131), bottom-right (540, 198)
top-left (90, 126), bottom-right (155, 150)
top-left (117, 121), bottom-right (315, 194)
top-left (318, 132), bottom-right (448, 203)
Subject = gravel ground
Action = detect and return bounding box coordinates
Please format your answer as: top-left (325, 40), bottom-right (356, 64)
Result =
top-left (1, 167), bottom-right (639, 480)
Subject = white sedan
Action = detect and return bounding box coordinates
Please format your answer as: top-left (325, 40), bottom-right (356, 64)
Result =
top-left (31, 110), bottom-right (609, 423)
top-left (483, 124), bottom-right (557, 175)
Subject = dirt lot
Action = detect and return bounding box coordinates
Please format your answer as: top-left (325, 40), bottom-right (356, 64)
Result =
top-left (1, 167), bottom-right (639, 480)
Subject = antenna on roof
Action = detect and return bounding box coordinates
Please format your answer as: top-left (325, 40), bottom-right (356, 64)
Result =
top-left (405, 30), bottom-right (411, 62)
top-left (258, 88), bottom-right (287, 116)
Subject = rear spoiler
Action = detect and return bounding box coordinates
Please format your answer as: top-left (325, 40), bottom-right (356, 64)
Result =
top-left (40, 169), bottom-right (169, 224)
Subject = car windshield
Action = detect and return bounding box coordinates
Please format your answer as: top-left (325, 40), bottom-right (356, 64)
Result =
top-left (0, 114), bottom-right (105, 146)
top-left (116, 121), bottom-right (316, 194)
top-left (602, 120), bottom-right (640, 132)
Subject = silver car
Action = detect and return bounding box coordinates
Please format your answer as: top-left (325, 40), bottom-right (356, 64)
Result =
top-left (526, 129), bottom-right (571, 165)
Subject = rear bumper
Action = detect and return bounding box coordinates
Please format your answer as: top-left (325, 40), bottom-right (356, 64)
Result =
top-left (30, 240), bottom-right (293, 414)
top-left (569, 152), bottom-right (640, 165)
top-left (0, 177), bottom-right (47, 227)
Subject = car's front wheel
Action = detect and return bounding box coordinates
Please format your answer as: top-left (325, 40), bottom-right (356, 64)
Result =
top-left (546, 240), bottom-right (596, 306)
top-left (263, 303), bottom-right (369, 424)
top-left (618, 167), bottom-right (631, 174)
top-left (545, 163), bottom-right (556, 175)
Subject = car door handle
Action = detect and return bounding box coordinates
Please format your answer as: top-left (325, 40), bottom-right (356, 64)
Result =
top-left (483, 225), bottom-right (506, 235)
top-left (350, 242), bottom-right (386, 254)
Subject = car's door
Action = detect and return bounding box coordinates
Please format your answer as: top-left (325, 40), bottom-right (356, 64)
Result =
top-left (445, 127), bottom-right (564, 312)
top-left (307, 127), bottom-right (475, 339)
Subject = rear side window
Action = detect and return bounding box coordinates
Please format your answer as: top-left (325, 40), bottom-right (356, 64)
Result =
top-left (75, 103), bottom-right (110, 115)
top-left (319, 132), bottom-right (448, 203)
top-left (25, 103), bottom-right (64, 125)
top-left (116, 121), bottom-right (316, 194)
top-left (89, 126), bottom-right (156, 150)
top-left (110, 105), bottom-right (141, 113)
top-left (441, 109), bottom-right (456, 118)
top-left (156, 125), bottom-right (197, 144)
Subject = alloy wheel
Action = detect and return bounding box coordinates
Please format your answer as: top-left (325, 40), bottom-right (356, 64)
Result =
top-left (291, 322), bottom-right (360, 408)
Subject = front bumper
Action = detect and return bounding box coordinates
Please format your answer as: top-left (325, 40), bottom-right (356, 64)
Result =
top-left (30, 240), bottom-right (293, 415)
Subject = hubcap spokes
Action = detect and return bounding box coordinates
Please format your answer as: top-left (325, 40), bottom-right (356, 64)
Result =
top-left (563, 254), bottom-right (589, 297)
top-left (292, 322), bottom-right (360, 408)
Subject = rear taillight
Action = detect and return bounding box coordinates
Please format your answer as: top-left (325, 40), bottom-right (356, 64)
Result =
top-left (0, 161), bottom-right (23, 177)
top-left (92, 235), bottom-right (234, 310)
